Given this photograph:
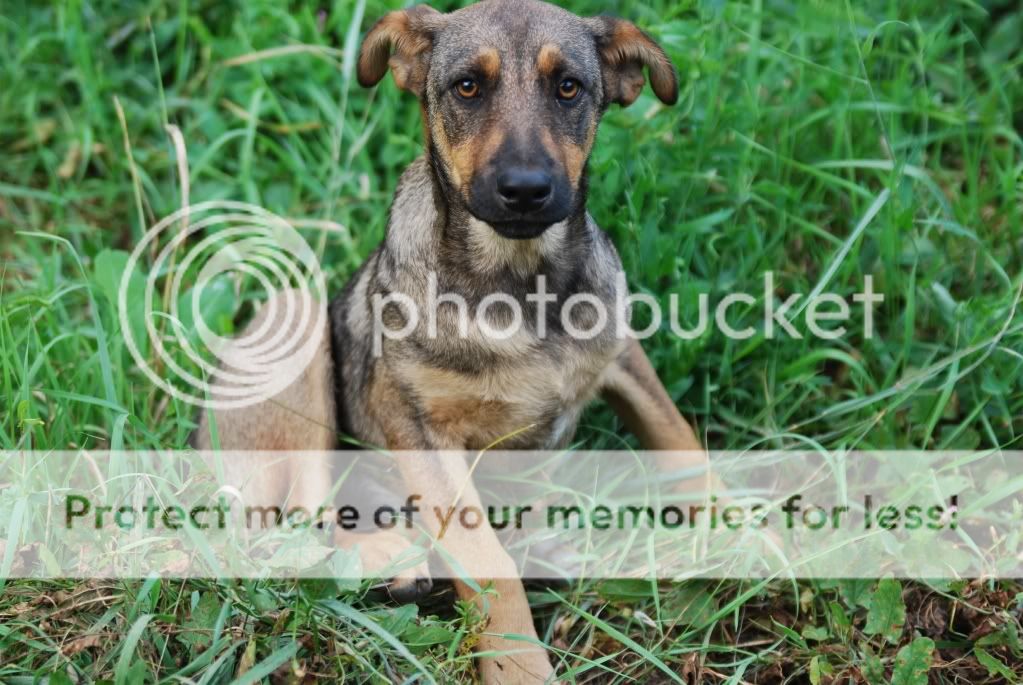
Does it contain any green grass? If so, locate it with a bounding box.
[2,0,1023,682]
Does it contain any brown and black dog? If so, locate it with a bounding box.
[195,1,705,682]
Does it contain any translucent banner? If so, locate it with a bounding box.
[0,450,1018,579]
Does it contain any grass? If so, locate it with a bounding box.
[2,0,1023,682]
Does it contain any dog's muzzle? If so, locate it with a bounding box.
[470,164,572,240]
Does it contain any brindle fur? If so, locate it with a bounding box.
[196,2,704,682]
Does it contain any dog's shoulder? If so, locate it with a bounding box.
[383,156,441,267]
[577,212,626,295]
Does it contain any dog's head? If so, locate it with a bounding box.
[358,0,678,240]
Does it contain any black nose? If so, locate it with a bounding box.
[496,168,553,213]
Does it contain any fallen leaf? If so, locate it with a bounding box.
[236,639,257,678]
[57,141,81,179]
[61,634,103,656]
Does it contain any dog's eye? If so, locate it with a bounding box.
[455,79,480,99]
[557,78,581,101]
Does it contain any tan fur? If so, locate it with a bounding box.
[430,115,470,191]
[536,43,562,77]
[538,128,560,162]
[396,336,611,451]
[564,142,586,185]
[194,290,430,595]
[426,397,511,444]
[573,119,599,184]
[377,430,553,682]
[357,6,442,94]
[539,128,590,187]
[419,102,432,149]
[601,338,714,493]
[477,47,501,81]
[601,338,703,453]
[450,125,506,193]
[588,17,679,106]
[194,289,335,460]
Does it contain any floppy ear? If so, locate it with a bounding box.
[587,17,679,107]
[357,5,444,96]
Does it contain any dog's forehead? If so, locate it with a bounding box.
[432,0,598,72]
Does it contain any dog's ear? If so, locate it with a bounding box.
[357,5,444,95]
[587,17,679,107]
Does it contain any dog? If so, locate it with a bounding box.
[195,1,706,682]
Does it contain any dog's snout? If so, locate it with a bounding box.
[469,154,571,237]
[496,168,553,213]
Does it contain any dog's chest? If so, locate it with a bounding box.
[399,337,623,449]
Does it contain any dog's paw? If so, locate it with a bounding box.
[335,528,432,602]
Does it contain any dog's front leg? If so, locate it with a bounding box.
[370,377,554,684]
[402,452,555,684]
[600,338,712,488]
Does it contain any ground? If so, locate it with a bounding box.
[1,0,1022,682]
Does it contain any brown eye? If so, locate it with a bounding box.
[455,79,480,99]
[557,78,581,101]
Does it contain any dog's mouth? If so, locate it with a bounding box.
[485,218,555,240]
